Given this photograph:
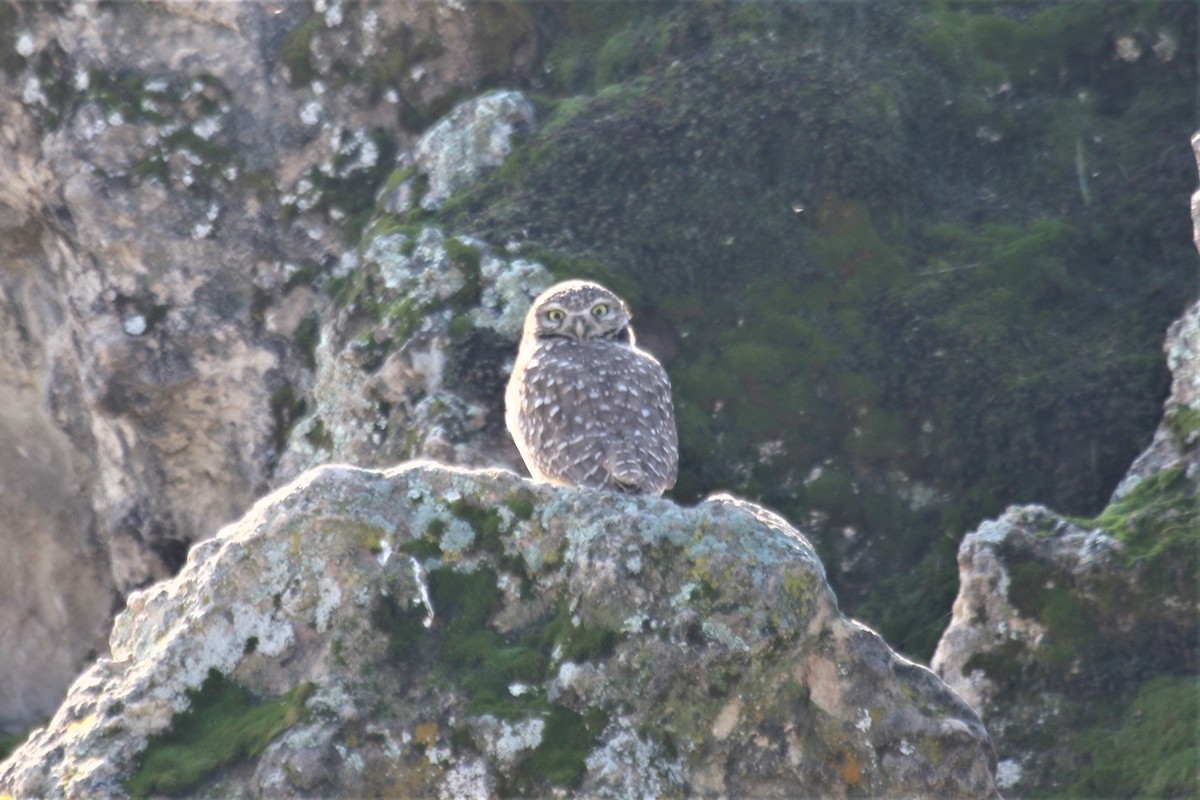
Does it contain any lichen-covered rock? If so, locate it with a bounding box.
[413,90,537,210]
[932,310,1200,798]
[1,463,996,799]
[274,225,552,483]
[1119,298,1200,490]
[0,0,545,734]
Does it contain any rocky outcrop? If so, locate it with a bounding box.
[932,288,1199,796]
[1,463,997,798]
[0,0,544,733]
[412,89,537,211]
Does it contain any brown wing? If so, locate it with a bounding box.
[516,339,677,494]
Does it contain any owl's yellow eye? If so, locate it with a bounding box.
[546,309,565,322]
[591,303,609,317]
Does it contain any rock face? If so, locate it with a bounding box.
[0,0,542,732]
[413,89,537,211]
[1,463,997,799]
[932,296,1200,796]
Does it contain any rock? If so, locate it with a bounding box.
[1,463,997,798]
[414,90,537,210]
[0,0,544,735]
[1118,299,1200,490]
[273,226,550,486]
[932,304,1200,797]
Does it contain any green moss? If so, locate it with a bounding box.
[269,386,307,454]
[444,237,484,308]
[688,575,721,605]
[449,499,506,552]
[504,490,537,521]
[541,601,619,663]
[345,523,386,553]
[125,670,313,799]
[512,706,607,789]
[304,418,333,451]
[1165,406,1200,447]
[540,95,591,135]
[540,1,677,94]
[381,295,426,344]
[428,567,548,717]
[400,531,442,561]
[1068,676,1199,798]
[1084,467,1197,566]
[0,728,29,762]
[963,638,1029,689]
[372,591,430,664]
[292,313,320,371]
[1007,560,1095,668]
[279,14,322,87]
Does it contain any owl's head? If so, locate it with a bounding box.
[525,280,634,345]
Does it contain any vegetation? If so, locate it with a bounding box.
[125,670,313,798]
[1068,675,1199,798]
[438,0,1196,662]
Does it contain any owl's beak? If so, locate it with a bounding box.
[570,316,588,341]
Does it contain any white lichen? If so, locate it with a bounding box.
[123,315,148,336]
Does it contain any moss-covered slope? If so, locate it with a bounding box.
[435,1,1197,659]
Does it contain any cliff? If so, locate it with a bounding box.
[0,3,1196,795]
[0,463,997,798]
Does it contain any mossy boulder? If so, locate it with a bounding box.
[0,462,997,798]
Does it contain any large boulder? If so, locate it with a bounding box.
[1,463,997,798]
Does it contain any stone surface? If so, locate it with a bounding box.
[1,463,997,798]
[0,0,541,733]
[1118,298,1200,490]
[413,89,537,210]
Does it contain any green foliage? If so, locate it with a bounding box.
[1069,676,1200,798]
[125,670,313,799]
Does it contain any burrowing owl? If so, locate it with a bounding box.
[505,280,678,495]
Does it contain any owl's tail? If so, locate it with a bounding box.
[606,451,649,494]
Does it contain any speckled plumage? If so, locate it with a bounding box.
[505,280,678,495]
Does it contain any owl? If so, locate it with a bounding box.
[505,280,678,495]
